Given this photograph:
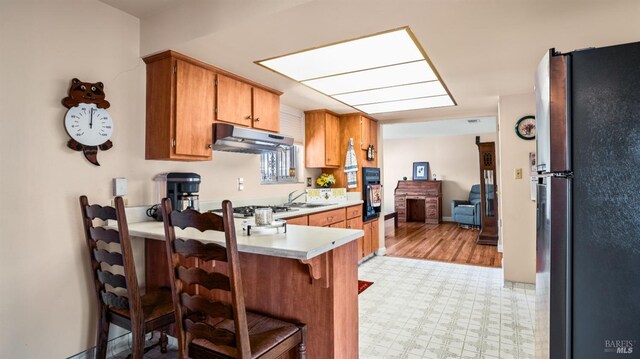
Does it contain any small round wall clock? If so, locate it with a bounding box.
[515,115,536,140]
[62,78,113,166]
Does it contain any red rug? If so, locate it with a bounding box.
[358,280,373,294]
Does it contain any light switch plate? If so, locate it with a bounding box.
[113,177,127,196]
[514,168,523,179]
[237,177,244,191]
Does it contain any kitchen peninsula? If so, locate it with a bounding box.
[115,201,364,359]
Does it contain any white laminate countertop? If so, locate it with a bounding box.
[113,200,365,260]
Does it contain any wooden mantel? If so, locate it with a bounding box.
[394,180,443,224]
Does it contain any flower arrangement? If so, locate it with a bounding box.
[316,173,336,188]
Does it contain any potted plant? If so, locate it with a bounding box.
[316,173,336,188]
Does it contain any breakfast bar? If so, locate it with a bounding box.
[117,212,363,359]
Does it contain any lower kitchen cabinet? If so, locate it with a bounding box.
[286,215,308,226]
[282,206,375,261]
[361,218,379,259]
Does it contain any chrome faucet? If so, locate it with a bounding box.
[287,190,306,205]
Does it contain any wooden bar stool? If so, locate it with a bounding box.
[161,198,307,359]
[80,196,175,359]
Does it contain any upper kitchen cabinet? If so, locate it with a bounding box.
[312,111,379,191]
[215,74,252,128]
[305,110,340,168]
[360,115,378,152]
[215,75,281,133]
[143,50,283,161]
[144,52,215,161]
[340,113,378,168]
[251,87,280,132]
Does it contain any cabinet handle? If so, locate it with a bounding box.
[207,144,213,149]
[245,115,252,120]
[254,117,260,122]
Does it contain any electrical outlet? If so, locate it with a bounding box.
[237,177,244,191]
[306,177,312,188]
[113,177,127,196]
[514,168,523,179]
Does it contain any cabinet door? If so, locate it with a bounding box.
[325,113,340,167]
[370,219,379,253]
[346,216,363,230]
[175,59,215,158]
[357,237,364,260]
[305,111,326,168]
[216,74,252,127]
[363,221,372,257]
[252,87,280,133]
[360,116,371,150]
[286,215,308,226]
[346,205,363,220]
[369,119,378,166]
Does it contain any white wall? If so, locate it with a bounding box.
[497,93,537,284]
[382,132,496,218]
[0,1,310,357]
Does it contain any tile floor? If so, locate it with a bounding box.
[358,256,535,359]
[90,255,535,359]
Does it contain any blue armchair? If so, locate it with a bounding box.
[452,184,481,227]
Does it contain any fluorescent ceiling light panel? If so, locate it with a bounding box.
[258,29,423,81]
[302,61,436,95]
[256,27,455,114]
[355,95,454,114]
[333,81,447,105]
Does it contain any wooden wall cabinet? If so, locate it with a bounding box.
[314,112,378,191]
[143,50,282,161]
[144,56,215,161]
[216,75,280,133]
[304,110,341,168]
[360,116,378,155]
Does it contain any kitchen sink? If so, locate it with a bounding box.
[288,202,333,208]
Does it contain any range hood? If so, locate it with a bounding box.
[212,123,294,154]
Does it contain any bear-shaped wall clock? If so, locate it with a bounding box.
[62,78,113,166]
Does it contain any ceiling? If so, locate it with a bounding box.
[100,0,640,123]
[383,117,496,139]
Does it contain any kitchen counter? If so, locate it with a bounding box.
[123,220,362,260]
[116,200,364,260]
[272,199,363,219]
[119,200,362,358]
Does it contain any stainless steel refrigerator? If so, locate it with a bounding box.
[535,42,640,359]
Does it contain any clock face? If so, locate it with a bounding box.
[515,115,536,140]
[64,103,113,146]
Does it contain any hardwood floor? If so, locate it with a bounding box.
[384,221,503,268]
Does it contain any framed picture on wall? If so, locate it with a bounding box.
[412,162,429,180]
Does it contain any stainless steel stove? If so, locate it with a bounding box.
[209,205,295,218]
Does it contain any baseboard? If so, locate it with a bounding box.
[442,216,453,222]
[497,243,503,253]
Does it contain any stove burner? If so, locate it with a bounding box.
[209,205,294,218]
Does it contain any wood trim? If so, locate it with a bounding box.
[143,50,282,95]
[299,252,331,288]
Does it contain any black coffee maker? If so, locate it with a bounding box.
[157,172,201,211]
